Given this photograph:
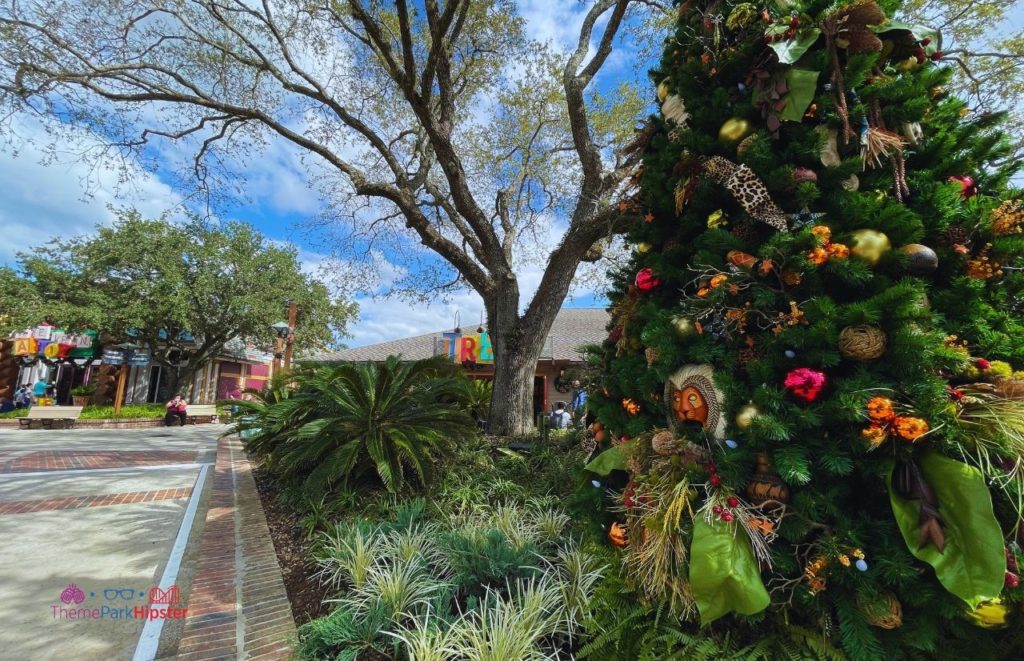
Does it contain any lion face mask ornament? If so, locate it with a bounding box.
[665,364,727,440]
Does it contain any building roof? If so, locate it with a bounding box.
[311,307,610,363]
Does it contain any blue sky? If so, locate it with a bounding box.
[1,2,1020,348]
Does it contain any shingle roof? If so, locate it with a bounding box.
[311,307,610,363]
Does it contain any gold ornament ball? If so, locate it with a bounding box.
[636,242,652,254]
[966,599,1010,630]
[735,403,761,429]
[671,316,697,339]
[901,243,938,275]
[850,229,891,265]
[719,117,752,144]
[657,79,670,103]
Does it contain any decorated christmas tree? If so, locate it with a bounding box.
[585,0,1024,656]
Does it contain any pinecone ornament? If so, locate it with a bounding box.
[939,224,970,247]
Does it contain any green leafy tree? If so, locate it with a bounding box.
[586,0,1024,657]
[236,356,475,493]
[0,0,659,435]
[2,210,355,396]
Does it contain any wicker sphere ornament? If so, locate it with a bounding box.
[850,229,891,265]
[901,243,938,275]
[860,592,904,630]
[838,325,887,361]
[746,452,790,508]
[671,315,698,339]
[651,430,679,455]
[734,402,761,429]
[718,117,752,143]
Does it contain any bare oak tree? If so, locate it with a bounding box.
[0,0,659,433]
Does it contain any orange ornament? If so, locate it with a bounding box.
[608,522,629,548]
[866,396,895,423]
[827,243,850,259]
[697,287,711,298]
[710,274,729,288]
[622,398,641,415]
[893,416,929,441]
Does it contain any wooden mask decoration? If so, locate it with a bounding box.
[665,364,727,439]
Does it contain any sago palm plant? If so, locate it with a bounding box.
[235,356,476,493]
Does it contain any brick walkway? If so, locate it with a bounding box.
[0,450,199,473]
[0,487,192,514]
[175,436,295,660]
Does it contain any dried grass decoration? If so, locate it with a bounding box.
[838,325,887,361]
[665,364,728,439]
[859,591,904,629]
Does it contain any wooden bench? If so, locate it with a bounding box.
[19,406,85,429]
[185,404,219,425]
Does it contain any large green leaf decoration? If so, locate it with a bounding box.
[887,452,1005,608]
[766,25,822,64]
[584,446,627,476]
[779,69,820,122]
[871,21,940,55]
[689,518,770,624]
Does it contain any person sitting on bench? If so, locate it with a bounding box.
[164,394,188,426]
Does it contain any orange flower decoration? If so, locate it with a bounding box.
[696,287,711,298]
[811,225,832,244]
[866,396,895,423]
[807,247,829,265]
[861,425,887,446]
[710,274,729,289]
[622,398,641,415]
[827,243,850,259]
[893,416,929,441]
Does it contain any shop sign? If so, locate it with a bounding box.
[102,349,125,365]
[441,331,494,364]
[126,350,151,367]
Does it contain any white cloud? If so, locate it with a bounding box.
[0,116,182,264]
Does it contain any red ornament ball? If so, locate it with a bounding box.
[976,358,991,370]
[635,267,662,292]
[726,496,739,508]
[784,368,827,403]
[720,511,735,522]
[709,474,722,487]
[1006,572,1020,589]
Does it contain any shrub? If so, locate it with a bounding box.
[70,385,95,396]
[441,527,541,597]
[235,356,476,493]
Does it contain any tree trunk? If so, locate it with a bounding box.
[485,285,557,436]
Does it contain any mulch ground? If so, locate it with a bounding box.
[252,466,331,625]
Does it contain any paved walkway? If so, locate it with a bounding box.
[0,427,295,660]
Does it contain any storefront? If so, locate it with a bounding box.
[0,325,100,404]
[310,308,610,418]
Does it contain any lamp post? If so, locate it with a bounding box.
[270,302,297,375]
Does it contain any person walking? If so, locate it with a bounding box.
[32,377,49,405]
[14,384,33,408]
[570,380,588,426]
[549,402,571,429]
[164,394,188,426]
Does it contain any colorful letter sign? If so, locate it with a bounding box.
[443,331,494,364]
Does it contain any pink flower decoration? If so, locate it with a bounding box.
[635,268,661,292]
[784,368,827,403]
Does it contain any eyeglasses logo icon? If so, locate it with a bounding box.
[103,588,136,601]
[60,583,85,605]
